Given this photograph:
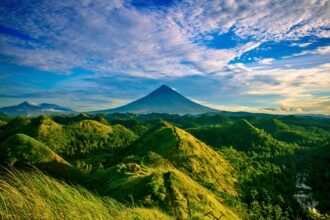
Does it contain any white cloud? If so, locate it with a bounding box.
[290,42,313,48]
[171,0,330,41]
[211,61,330,114]
[259,58,274,65]
[285,45,330,58]
[192,100,325,115]
[0,0,329,78]
[315,46,330,55]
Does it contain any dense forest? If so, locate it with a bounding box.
[0,112,329,219]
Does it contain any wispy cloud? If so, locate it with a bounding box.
[258,58,274,65]
[290,42,313,48]
[1,0,329,77]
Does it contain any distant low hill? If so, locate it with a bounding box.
[92,84,218,115]
[187,119,290,152]
[0,101,75,116]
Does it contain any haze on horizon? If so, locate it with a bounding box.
[0,0,329,114]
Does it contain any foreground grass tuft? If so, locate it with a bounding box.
[0,168,172,220]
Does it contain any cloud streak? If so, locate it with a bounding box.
[1,0,329,77]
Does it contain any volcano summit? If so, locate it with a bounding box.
[93,85,218,115]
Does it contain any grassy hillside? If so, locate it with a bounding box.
[0,116,137,160]
[65,120,137,157]
[92,164,239,220]
[87,121,240,219]
[129,121,237,196]
[0,134,87,182]
[0,116,67,151]
[0,169,172,220]
[0,133,68,166]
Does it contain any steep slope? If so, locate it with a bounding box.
[92,85,217,115]
[128,121,236,195]
[0,101,75,116]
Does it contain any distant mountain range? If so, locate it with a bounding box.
[1,86,328,117]
[0,101,75,116]
[92,84,218,115]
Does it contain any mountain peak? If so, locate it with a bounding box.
[92,85,218,115]
[19,101,35,106]
[151,84,177,95]
[159,84,172,90]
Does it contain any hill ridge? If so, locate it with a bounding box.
[129,121,237,195]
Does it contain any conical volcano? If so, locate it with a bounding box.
[93,85,218,114]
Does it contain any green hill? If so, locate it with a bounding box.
[26,115,66,151]
[129,121,236,196]
[0,116,31,140]
[88,121,240,219]
[0,133,89,182]
[53,112,90,125]
[0,115,67,151]
[93,114,110,125]
[254,118,329,146]
[4,116,31,129]
[65,120,137,157]
[188,119,289,153]
[0,133,68,166]
[254,118,289,134]
[0,116,138,159]
[71,120,113,135]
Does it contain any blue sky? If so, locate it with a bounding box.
[0,0,329,114]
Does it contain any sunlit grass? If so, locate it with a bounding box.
[0,168,172,220]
